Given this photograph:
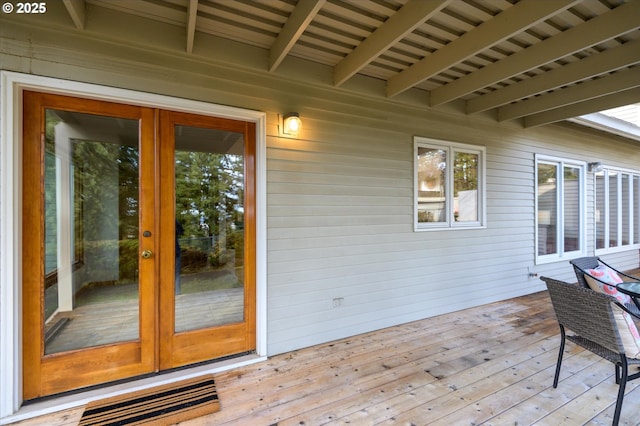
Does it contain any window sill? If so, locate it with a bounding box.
[414,225,487,232]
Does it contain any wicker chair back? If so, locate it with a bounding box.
[541,276,640,425]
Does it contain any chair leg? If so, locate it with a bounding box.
[612,357,629,426]
[553,326,566,388]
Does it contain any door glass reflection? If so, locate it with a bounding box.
[43,109,140,355]
[174,125,245,333]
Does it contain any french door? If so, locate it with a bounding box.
[22,91,256,399]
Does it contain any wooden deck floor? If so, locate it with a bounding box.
[11,287,640,425]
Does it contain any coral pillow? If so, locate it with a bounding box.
[584,265,632,305]
[612,303,640,359]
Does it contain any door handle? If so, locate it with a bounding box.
[141,250,153,259]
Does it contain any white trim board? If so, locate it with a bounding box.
[0,71,268,420]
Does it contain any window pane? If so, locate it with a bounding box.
[622,174,630,246]
[417,148,446,224]
[635,176,640,245]
[174,125,245,333]
[453,151,478,222]
[595,171,605,249]
[609,171,619,248]
[563,166,580,252]
[43,109,140,355]
[538,163,557,255]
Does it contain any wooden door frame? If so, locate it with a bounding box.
[157,109,257,369]
[0,71,267,419]
[22,91,159,399]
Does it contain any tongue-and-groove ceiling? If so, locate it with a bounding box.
[26,0,640,127]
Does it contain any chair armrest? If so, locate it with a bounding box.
[599,258,640,282]
[615,301,640,322]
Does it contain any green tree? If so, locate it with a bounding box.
[175,151,244,255]
[453,152,478,195]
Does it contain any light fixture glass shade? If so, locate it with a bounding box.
[283,112,301,135]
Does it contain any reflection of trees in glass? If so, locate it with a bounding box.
[44,108,141,284]
[539,164,578,184]
[418,149,480,223]
[418,150,479,194]
[537,163,558,256]
[453,152,479,222]
[72,141,140,281]
[44,114,61,275]
[72,142,139,240]
[417,148,445,223]
[175,151,244,270]
[564,167,579,181]
[453,152,478,195]
[417,149,445,193]
[538,163,557,184]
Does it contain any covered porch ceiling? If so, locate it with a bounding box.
[47,0,640,127]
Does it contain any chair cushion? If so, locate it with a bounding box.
[585,265,632,305]
[612,303,640,359]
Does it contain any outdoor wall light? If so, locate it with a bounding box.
[588,161,603,172]
[282,112,301,136]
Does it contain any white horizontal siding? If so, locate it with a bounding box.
[266,115,639,353]
[1,15,639,359]
[269,118,517,352]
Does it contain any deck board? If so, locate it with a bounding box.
[10,279,640,425]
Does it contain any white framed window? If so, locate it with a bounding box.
[414,137,485,231]
[535,155,586,263]
[595,166,640,253]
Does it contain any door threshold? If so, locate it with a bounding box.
[1,353,266,425]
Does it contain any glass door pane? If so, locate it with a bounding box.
[174,125,245,333]
[43,109,140,354]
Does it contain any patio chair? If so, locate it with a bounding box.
[570,256,640,288]
[570,256,640,316]
[541,276,640,425]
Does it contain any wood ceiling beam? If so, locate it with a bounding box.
[499,67,640,122]
[62,0,86,30]
[386,0,578,98]
[523,87,640,128]
[467,38,640,114]
[430,1,640,107]
[334,0,451,87]
[269,0,325,72]
[186,0,198,54]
